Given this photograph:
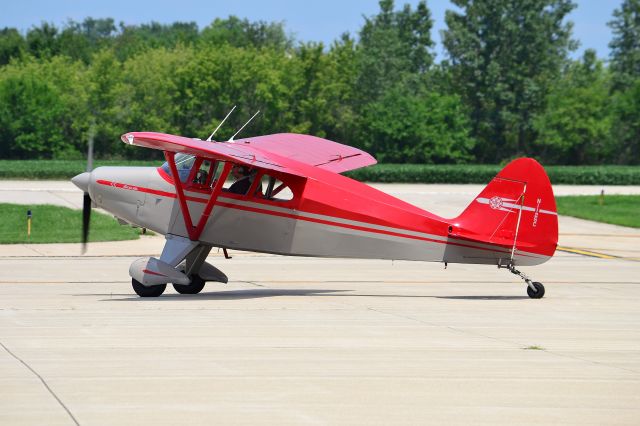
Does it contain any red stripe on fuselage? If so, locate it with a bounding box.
[213,200,531,257]
[95,179,537,258]
[96,179,208,203]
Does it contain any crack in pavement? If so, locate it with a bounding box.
[0,341,80,426]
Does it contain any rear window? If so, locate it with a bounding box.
[256,174,294,201]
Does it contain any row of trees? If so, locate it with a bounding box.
[0,0,638,164]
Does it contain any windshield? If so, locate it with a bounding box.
[161,154,196,183]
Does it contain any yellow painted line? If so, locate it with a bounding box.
[557,246,618,259]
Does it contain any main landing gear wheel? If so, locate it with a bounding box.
[173,275,206,295]
[527,282,545,299]
[132,279,166,297]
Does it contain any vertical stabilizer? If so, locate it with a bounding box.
[452,158,558,264]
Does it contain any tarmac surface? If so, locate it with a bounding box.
[1,181,639,425]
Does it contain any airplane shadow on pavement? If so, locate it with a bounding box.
[91,288,529,301]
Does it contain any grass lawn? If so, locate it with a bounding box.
[0,203,141,244]
[555,195,640,228]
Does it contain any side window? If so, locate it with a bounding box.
[221,164,259,196]
[192,159,214,186]
[256,174,294,202]
[212,161,227,185]
[175,154,196,183]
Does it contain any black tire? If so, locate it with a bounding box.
[132,279,166,297]
[527,282,545,299]
[173,275,206,295]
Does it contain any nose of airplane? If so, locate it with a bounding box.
[72,172,91,192]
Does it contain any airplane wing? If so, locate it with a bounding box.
[122,132,292,173]
[232,133,377,173]
[122,132,376,175]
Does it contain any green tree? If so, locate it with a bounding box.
[360,84,474,163]
[200,16,292,50]
[26,22,60,58]
[57,18,117,63]
[608,0,640,164]
[115,47,186,146]
[113,21,198,60]
[165,44,296,140]
[534,50,613,164]
[356,0,433,103]
[85,49,125,157]
[0,57,88,159]
[611,79,640,164]
[0,28,26,66]
[289,41,364,141]
[443,0,577,162]
[323,34,359,145]
[608,0,640,90]
[354,0,454,161]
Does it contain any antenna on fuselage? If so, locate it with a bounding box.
[206,105,236,142]
[229,110,260,142]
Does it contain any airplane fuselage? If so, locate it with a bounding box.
[87,165,549,267]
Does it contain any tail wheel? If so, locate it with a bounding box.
[527,282,545,299]
[173,275,206,295]
[132,279,166,297]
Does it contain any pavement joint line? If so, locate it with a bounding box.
[364,308,640,375]
[50,190,77,207]
[16,244,48,256]
[364,306,529,348]
[539,349,640,375]
[238,280,266,287]
[0,340,80,426]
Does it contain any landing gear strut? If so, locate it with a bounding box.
[500,264,545,299]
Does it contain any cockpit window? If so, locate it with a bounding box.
[222,164,258,195]
[161,154,196,183]
[256,174,294,201]
[193,159,214,186]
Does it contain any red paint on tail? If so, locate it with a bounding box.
[453,158,558,259]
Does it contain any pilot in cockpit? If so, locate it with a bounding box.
[227,165,253,195]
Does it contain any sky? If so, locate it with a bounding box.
[1,0,622,61]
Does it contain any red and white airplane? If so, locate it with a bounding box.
[72,129,557,298]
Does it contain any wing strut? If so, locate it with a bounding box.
[164,152,232,241]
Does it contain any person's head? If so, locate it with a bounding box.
[231,165,250,178]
